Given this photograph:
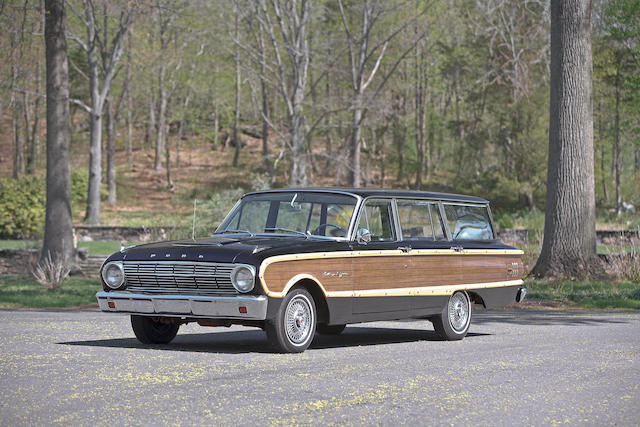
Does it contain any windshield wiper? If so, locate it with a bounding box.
[263,227,309,238]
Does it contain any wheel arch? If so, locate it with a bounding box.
[288,278,330,325]
[467,290,486,308]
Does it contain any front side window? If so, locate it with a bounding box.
[217,192,357,238]
[397,199,446,240]
[357,199,396,241]
[443,203,494,240]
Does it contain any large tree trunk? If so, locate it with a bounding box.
[42,0,75,265]
[532,0,598,278]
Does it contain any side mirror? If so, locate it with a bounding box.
[356,228,372,244]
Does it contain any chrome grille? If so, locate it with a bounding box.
[123,261,237,296]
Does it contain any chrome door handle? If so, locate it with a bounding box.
[398,246,412,253]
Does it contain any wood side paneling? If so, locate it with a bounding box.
[261,251,523,295]
[262,257,352,294]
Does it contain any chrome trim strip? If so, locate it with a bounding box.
[96,291,268,320]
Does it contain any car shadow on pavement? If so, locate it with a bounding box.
[58,326,490,354]
[472,309,634,326]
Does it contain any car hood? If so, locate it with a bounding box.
[118,235,349,265]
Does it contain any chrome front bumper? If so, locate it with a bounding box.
[96,291,268,320]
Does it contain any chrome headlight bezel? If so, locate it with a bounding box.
[231,265,256,293]
[101,261,125,289]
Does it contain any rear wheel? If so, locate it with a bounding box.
[432,291,471,341]
[266,288,316,353]
[316,324,346,335]
[131,315,180,344]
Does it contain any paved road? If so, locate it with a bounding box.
[0,308,638,426]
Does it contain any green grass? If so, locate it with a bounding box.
[0,240,133,257]
[77,240,130,256]
[524,279,640,309]
[0,239,39,250]
[0,275,101,308]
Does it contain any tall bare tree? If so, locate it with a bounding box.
[68,0,137,224]
[338,0,427,187]
[41,0,74,265]
[532,0,598,278]
[252,0,313,186]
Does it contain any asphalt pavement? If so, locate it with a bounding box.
[0,308,638,426]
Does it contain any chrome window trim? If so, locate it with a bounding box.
[350,197,400,242]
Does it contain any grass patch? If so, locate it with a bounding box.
[0,239,39,250]
[0,275,100,308]
[77,240,131,256]
[524,279,640,309]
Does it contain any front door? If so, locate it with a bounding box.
[351,199,411,314]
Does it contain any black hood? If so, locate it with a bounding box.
[117,235,353,265]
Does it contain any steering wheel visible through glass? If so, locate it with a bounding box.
[312,223,346,237]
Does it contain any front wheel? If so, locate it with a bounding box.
[131,315,180,344]
[266,288,316,353]
[432,291,471,341]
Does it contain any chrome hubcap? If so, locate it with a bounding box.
[448,292,469,332]
[285,295,313,345]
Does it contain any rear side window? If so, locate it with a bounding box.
[443,204,494,240]
[397,200,446,240]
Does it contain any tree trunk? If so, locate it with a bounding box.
[532,0,598,278]
[232,9,241,168]
[154,64,167,171]
[42,0,75,265]
[106,94,116,204]
[289,95,308,186]
[145,95,156,151]
[261,78,274,183]
[613,66,621,215]
[126,30,133,168]
[165,123,173,189]
[393,91,406,182]
[349,93,363,188]
[12,101,25,178]
[84,28,102,225]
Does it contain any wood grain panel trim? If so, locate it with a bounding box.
[259,249,523,298]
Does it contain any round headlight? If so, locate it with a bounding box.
[101,261,124,289]
[231,265,255,293]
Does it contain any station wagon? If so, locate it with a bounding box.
[97,188,526,352]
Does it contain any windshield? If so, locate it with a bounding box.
[215,192,359,239]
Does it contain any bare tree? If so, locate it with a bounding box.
[41,0,75,266]
[68,0,137,224]
[532,0,598,278]
[251,0,314,186]
[337,0,427,187]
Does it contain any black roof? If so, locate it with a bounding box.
[244,188,489,204]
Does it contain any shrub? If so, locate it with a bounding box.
[498,213,514,229]
[0,176,46,238]
[0,171,91,239]
[32,253,71,290]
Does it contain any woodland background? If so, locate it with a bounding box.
[1,0,639,238]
